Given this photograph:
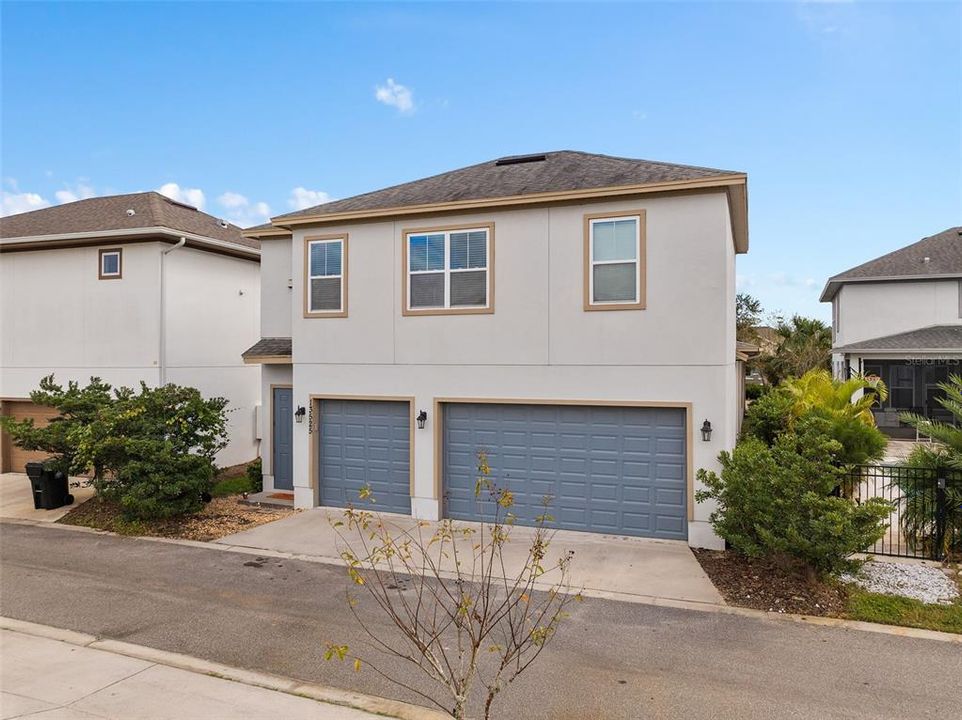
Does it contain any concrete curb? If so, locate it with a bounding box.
[5,517,961,644]
[0,616,448,720]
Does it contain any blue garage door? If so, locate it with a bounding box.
[443,403,687,539]
[318,399,411,515]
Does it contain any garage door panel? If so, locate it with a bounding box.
[318,400,410,515]
[443,403,687,540]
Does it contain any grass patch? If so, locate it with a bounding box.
[844,575,962,634]
[211,475,254,497]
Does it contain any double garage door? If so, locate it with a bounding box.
[442,403,688,540]
[315,399,687,540]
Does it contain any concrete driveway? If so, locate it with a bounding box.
[0,472,94,523]
[215,507,724,606]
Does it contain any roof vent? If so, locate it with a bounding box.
[126,208,136,217]
[218,219,229,228]
[495,153,547,166]
[922,256,930,264]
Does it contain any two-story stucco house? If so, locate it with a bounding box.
[821,227,962,436]
[0,192,261,470]
[243,151,749,548]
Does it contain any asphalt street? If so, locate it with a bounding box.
[1,522,958,719]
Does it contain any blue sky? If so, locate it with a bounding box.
[2,1,959,321]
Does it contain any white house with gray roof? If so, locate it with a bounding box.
[821,226,962,436]
[0,192,261,470]
[243,151,749,549]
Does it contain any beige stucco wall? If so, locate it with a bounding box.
[0,241,262,468]
[0,242,163,395]
[835,279,962,347]
[259,238,292,338]
[273,191,737,548]
[164,247,261,467]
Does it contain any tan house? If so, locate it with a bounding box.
[243,151,749,548]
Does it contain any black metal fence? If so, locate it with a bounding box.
[842,464,962,561]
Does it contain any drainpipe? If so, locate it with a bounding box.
[159,237,187,385]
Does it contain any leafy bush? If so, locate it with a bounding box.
[0,375,113,475]
[697,415,891,576]
[741,386,794,445]
[741,370,888,466]
[897,444,962,559]
[74,383,228,520]
[246,458,263,494]
[745,383,769,401]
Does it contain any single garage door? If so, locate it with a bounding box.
[318,399,411,515]
[442,403,687,539]
[0,401,57,474]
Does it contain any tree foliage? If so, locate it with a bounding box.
[759,315,832,385]
[327,452,578,719]
[0,375,113,475]
[735,292,764,344]
[901,373,962,468]
[697,415,891,576]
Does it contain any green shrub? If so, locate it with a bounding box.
[897,444,962,559]
[697,415,891,576]
[246,458,263,494]
[0,375,113,475]
[741,386,794,445]
[75,382,228,520]
[807,408,888,466]
[745,383,769,401]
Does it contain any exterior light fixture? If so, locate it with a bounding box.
[295,406,306,423]
[701,420,713,442]
[416,410,428,429]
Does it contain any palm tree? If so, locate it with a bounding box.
[784,369,888,426]
[760,315,832,385]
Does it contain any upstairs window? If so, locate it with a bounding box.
[99,248,122,279]
[585,212,645,311]
[404,225,493,315]
[306,236,347,316]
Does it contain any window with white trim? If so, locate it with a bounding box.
[99,249,122,279]
[307,238,344,313]
[588,215,641,305]
[406,227,490,310]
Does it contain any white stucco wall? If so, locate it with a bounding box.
[274,191,737,548]
[164,246,261,467]
[0,241,262,469]
[0,243,163,395]
[259,238,292,338]
[835,280,962,347]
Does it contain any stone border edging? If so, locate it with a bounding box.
[0,616,449,720]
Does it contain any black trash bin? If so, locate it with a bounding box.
[24,462,74,510]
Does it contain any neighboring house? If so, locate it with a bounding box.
[821,227,962,436]
[0,192,261,470]
[243,151,749,548]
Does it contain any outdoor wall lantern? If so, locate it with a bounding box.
[416,410,428,429]
[701,419,713,442]
[295,406,306,424]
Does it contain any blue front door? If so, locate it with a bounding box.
[272,387,294,491]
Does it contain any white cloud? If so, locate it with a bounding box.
[288,187,333,211]
[1,190,50,217]
[375,78,414,114]
[216,191,271,227]
[158,182,206,210]
[54,181,96,204]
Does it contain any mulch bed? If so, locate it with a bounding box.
[58,495,296,542]
[693,549,849,616]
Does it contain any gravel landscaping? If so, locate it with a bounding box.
[841,561,960,605]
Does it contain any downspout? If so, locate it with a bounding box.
[159,237,187,385]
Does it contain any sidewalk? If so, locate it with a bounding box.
[0,620,443,720]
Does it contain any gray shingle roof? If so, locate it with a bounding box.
[242,337,292,359]
[273,151,742,222]
[0,192,258,250]
[820,227,962,301]
[835,325,962,352]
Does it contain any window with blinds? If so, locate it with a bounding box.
[307,237,345,314]
[587,214,643,308]
[406,227,491,313]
